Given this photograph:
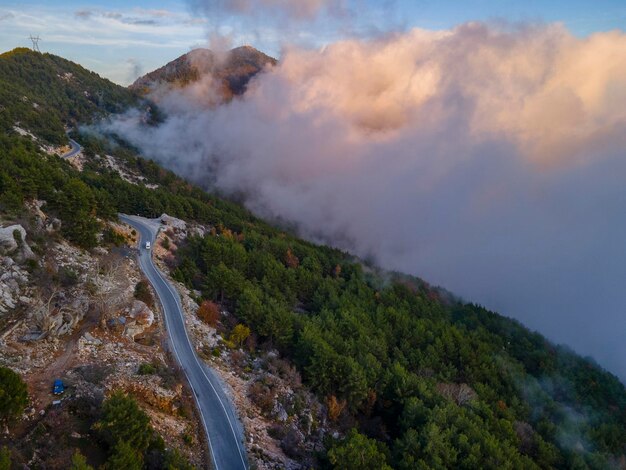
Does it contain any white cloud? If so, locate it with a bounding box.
[105,22,626,380]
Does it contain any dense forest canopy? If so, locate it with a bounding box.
[1,48,625,469]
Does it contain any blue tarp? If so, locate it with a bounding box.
[53,379,64,394]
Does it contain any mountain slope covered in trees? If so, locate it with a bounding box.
[0,48,138,144]
[0,48,625,469]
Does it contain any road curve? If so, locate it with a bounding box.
[62,136,82,158]
[119,214,248,470]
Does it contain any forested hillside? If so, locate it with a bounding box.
[171,217,626,469]
[0,48,138,144]
[1,48,625,469]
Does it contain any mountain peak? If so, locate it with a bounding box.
[130,45,277,97]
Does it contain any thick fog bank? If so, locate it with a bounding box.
[105,23,626,380]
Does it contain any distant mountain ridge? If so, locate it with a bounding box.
[130,46,277,98]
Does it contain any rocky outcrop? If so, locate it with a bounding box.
[29,295,89,338]
[0,256,31,315]
[124,380,182,414]
[124,300,155,339]
[0,224,34,260]
[160,213,208,242]
[0,225,25,252]
[160,214,187,231]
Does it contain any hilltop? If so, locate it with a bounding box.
[130,45,276,99]
[0,48,625,469]
[0,48,139,144]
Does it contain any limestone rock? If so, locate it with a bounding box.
[0,225,26,252]
[125,300,155,339]
[160,213,187,231]
[129,300,154,326]
[0,256,30,315]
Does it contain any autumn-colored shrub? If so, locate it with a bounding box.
[230,324,251,348]
[285,248,299,268]
[326,395,346,422]
[196,300,220,326]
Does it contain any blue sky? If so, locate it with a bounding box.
[0,0,624,84]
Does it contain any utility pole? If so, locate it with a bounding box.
[29,35,41,52]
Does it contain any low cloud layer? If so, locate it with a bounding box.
[105,23,626,380]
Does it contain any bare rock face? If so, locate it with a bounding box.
[0,224,34,260]
[125,300,155,339]
[160,214,187,231]
[160,213,209,244]
[130,300,155,326]
[0,256,31,315]
[0,225,25,252]
[24,200,48,230]
[30,295,89,338]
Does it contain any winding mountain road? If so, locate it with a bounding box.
[61,136,82,158]
[119,214,248,470]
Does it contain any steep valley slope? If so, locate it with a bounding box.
[0,47,625,470]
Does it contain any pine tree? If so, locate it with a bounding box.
[95,392,152,453]
[0,367,28,422]
[105,441,142,470]
[328,429,392,470]
[69,450,93,470]
[0,446,11,470]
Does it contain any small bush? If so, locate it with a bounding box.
[70,450,94,470]
[0,446,12,470]
[137,363,156,375]
[248,378,277,415]
[181,432,194,446]
[196,300,220,327]
[268,423,287,440]
[58,266,79,287]
[134,280,154,309]
[25,258,38,272]
[12,229,23,247]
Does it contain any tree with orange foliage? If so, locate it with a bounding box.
[333,264,342,278]
[285,248,299,269]
[326,395,346,422]
[197,300,220,326]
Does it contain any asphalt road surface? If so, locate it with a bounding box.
[61,137,82,158]
[119,214,248,470]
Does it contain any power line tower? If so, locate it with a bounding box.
[29,35,41,52]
